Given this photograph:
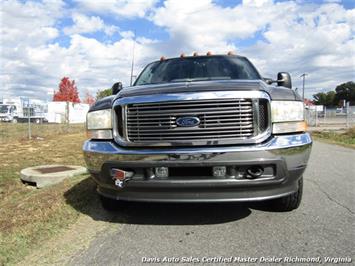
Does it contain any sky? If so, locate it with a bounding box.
[0,0,354,102]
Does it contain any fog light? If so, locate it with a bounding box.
[155,167,169,178]
[213,166,226,177]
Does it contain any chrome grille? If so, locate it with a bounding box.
[125,99,255,142]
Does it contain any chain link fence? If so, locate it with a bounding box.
[305,106,355,129]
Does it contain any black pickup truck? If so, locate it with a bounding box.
[83,54,312,211]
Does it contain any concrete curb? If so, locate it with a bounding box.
[20,165,88,188]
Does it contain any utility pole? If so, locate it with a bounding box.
[130,31,136,86]
[300,73,308,101]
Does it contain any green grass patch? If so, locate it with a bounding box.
[0,123,85,143]
[0,128,96,265]
[311,127,355,148]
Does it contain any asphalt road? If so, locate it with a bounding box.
[69,141,354,265]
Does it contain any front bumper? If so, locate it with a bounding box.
[0,116,11,122]
[83,133,312,202]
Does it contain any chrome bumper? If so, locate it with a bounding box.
[83,133,312,173]
[83,133,312,202]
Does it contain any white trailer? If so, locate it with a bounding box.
[46,102,89,124]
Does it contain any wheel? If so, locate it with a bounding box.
[99,195,123,211]
[12,118,18,123]
[35,118,40,124]
[269,177,303,211]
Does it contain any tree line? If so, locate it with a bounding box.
[313,81,355,107]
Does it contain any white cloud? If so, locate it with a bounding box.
[74,0,158,18]
[0,0,354,102]
[242,2,355,96]
[63,13,118,36]
[149,0,355,98]
[150,0,291,53]
[1,0,64,48]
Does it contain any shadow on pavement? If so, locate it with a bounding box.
[64,177,273,226]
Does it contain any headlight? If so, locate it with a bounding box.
[271,101,306,134]
[87,109,112,139]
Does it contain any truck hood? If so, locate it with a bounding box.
[116,80,301,101]
[89,80,301,112]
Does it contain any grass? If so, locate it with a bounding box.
[311,127,355,149]
[0,124,97,265]
[0,123,85,143]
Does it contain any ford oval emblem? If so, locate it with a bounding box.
[176,116,200,127]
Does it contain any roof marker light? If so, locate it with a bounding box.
[160,56,166,61]
[193,52,198,56]
[227,51,235,55]
[180,53,185,58]
[206,51,212,56]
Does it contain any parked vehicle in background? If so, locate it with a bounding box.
[83,53,312,212]
[0,99,47,123]
[336,107,346,115]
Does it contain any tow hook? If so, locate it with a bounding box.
[111,168,134,188]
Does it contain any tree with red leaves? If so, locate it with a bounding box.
[82,90,95,106]
[53,77,81,103]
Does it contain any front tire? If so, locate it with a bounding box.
[270,177,303,211]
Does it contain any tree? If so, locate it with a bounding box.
[313,91,335,106]
[325,91,336,106]
[53,77,80,103]
[96,88,112,100]
[334,81,355,105]
[82,90,95,106]
[313,92,327,105]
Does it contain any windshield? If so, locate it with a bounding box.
[134,56,261,86]
[0,105,10,114]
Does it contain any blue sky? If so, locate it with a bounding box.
[1,0,354,101]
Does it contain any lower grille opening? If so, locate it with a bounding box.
[169,167,212,178]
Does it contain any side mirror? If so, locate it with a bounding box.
[112,82,123,95]
[277,72,292,89]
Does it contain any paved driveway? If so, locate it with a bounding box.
[69,141,354,265]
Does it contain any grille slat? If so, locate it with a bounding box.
[127,109,253,117]
[128,104,251,114]
[128,127,254,134]
[129,98,250,107]
[127,134,253,140]
[128,102,252,110]
[123,98,261,143]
